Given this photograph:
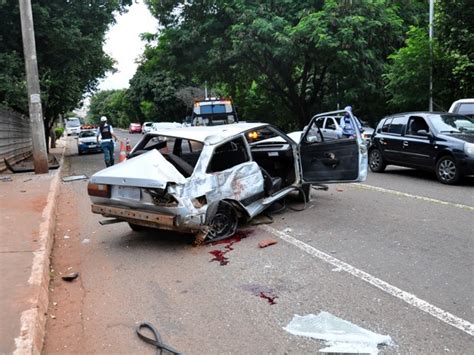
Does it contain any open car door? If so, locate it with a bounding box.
[298,110,368,183]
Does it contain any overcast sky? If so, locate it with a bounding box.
[98,1,157,91]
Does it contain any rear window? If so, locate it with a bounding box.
[200,104,226,114]
[457,103,474,117]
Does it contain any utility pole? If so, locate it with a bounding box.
[19,0,49,173]
[429,0,434,112]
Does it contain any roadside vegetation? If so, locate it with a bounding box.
[1,0,472,136]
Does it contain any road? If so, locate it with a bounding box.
[44,131,473,353]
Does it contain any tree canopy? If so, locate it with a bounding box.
[0,0,132,134]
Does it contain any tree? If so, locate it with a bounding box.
[0,0,132,145]
[145,0,424,128]
[385,0,473,112]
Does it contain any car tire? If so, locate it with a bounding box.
[436,156,460,185]
[207,201,238,242]
[369,148,386,172]
[128,223,147,232]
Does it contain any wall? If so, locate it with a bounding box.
[0,107,32,172]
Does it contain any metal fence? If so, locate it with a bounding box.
[0,107,32,172]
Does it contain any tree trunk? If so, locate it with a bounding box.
[50,128,56,148]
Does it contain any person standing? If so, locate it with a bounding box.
[96,116,119,167]
[339,105,362,138]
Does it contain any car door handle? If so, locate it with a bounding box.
[379,138,386,145]
[403,141,409,147]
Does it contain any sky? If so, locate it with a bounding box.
[98,1,157,91]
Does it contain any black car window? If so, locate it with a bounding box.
[207,136,249,173]
[387,116,406,135]
[381,118,392,133]
[315,117,324,129]
[407,116,430,136]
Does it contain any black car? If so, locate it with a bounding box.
[368,112,474,184]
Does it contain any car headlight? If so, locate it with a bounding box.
[464,142,474,156]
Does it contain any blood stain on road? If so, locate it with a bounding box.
[209,230,253,265]
[241,284,278,305]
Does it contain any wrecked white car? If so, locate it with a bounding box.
[88,110,368,243]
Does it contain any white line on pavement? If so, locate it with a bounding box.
[262,224,474,336]
[354,183,474,211]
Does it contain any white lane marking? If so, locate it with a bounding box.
[262,225,474,336]
[354,183,474,211]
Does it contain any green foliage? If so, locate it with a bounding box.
[0,0,132,133]
[54,127,64,140]
[145,0,425,127]
[385,0,473,112]
[88,89,133,128]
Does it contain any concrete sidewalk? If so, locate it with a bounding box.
[0,142,65,354]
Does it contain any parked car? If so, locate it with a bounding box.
[313,115,373,144]
[88,110,368,243]
[368,112,474,184]
[142,122,154,134]
[129,123,142,134]
[77,129,101,155]
[449,98,474,118]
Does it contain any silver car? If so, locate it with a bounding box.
[88,110,368,243]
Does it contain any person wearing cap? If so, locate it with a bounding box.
[339,105,362,138]
[96,116,119,167]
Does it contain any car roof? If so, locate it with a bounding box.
[150,122,269,144]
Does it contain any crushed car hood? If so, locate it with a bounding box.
[90,150,186,188]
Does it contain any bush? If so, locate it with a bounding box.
[54,127,64,139]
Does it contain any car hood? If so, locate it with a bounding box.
[90,150,186,188]
[441,132,474,143]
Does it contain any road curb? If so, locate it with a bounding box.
[13,142,66,355]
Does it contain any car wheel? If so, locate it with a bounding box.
[128,223,147,232]
[369,148,386,172]
[436,156,460,185]
[206,201,238,242]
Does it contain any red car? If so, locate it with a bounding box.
[128,123,142,134]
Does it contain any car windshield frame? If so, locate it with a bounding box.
[428,114,474,133]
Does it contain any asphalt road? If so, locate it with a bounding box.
[44,132,473,353]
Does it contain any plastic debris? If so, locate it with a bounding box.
[62,175,88,182]
[258,239,278,248]
[81,238,90,244]
[1,176,13,182]
[61,272,79,282]
[63,235,70,239]
[284,312,393,354]
[283,227,293,233]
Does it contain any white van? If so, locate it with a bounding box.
[65,117,81,136]
[449,98,474,118]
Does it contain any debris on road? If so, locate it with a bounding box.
[62,174,88,182]
[258,239,278,248]
[81,238,90,244]
[63,235,70,239]
[61,272,79,282]
[336,188,344,192]
[136,322,181,355]
[1,176,13,182]
[284,312,393,354]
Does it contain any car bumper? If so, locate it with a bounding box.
[91,204,200,233]
[78,143,102,153]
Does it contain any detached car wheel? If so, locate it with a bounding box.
[369,149,386,172]
[436,156,460,185]
[207,202,238,242]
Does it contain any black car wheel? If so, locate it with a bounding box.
[369,148,386,172]
[436,156,460,185]
[206,202,238,242]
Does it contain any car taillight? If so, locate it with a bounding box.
[87,183,110,198]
